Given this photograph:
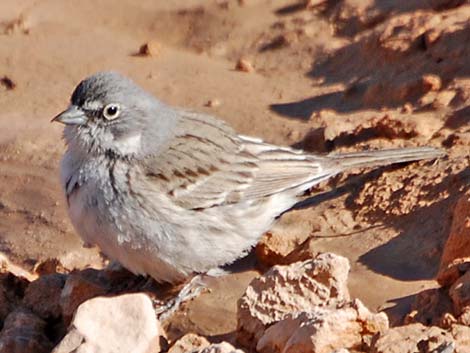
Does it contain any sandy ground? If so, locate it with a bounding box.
[0,0,469,343]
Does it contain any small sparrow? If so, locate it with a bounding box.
[53,72,444,284]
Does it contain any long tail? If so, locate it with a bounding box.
[327,146,445,172]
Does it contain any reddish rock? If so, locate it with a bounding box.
[0,272,29,324]
[60,269,109,323]
[0,309,53,353]
[422,74,442,92]
[255,231,314,267]
[139,41,162,57]
[204,99,221,108]
[450,270,470,315]
[407,287,454,327]
[23,273,66,320]
[33,258,66,276]
[438,192,470,286]
[235,58,254,73]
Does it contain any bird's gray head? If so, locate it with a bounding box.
[53,72,177,158]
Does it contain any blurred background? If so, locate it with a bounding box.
[0,0,469,343]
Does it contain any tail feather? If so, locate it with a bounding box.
[327,146,445,172]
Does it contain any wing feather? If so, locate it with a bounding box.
[142,111,327,209]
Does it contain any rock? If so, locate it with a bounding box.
[437,192,470,286]
[237,253,350,348]
[168,333,210,353]
[23,273,66,320]
[204,99,221,108]
[377,13,442,53]
[450,324,470,352]
[422,74,442,92]
[406,288,454,327]
[450,270,470,315]
[441,312,458,328]
[304,0,328,8]
[0,253,36,281]
[33,258,66,276]
[433,90,457,108]
[1,15,30,35]
[401,102,413,114]
[0,308,53,353]
[255,231,292,267]
[0,76,17,91]
[370,323,454,353]
[0,272,29,324]
[139,41,162,57]
[283,237,319,264]
[316,111,442,144]
[235,58,254,73]
[199,342,245,353]
[168,335,244,353]
[354,299,389,334]
[255,231,314,267]
[53,293,164,353]
[457,306,470,326]
[257,299,388,353]
[60,269,109,323]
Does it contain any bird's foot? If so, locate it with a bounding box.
[154,274,209,320]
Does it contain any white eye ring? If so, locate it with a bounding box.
[103,103,121,120]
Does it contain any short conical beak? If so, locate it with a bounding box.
[51,105,88,125]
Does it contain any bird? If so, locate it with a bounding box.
[52,71,444,285]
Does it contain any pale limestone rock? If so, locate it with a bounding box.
[370,323,454,353]
[53,293,163,353]
[237,253,350,347]
[451,324,470,353]
[0,253,36,281]
[257,299,388,353]
[168,333,210,353]
[199,342,245,353]
[257,309,359,353]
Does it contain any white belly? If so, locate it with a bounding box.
[61,152,297,284]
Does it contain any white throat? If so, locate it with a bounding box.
[114,134,142,155]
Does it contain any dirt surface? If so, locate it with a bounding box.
[0,0,469,348]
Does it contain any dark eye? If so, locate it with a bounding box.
[103,103,120,120]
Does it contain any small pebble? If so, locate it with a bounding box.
[401,103,413,114]
[0,76,16,90]
[138,41,162,57]
[422,74,442,92]
[235,58,254,73]
[205,99,221,108]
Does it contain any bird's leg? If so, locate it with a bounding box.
[154,274,209,320]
